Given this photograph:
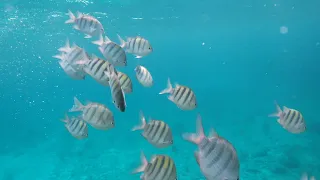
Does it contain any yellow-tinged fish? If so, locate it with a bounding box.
[159,78,197,110]
[60,114,88,140]
[132,151,177,180]
[269,101,306,134]
[117,35,153,58]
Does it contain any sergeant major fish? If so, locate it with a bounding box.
[269,101,306,134]
[60,114,88,140]
[117,34,153,58]
[92,34,127,66]
[182,114,240,180]
[104,67,126,112]
[159,78,197,110]
[132,151,177,180]
[117,71,133,93]
[76,54,112,86]
[132,111,173,148]
[135,65,153,87]
[58,58,86,80]
[69,97,115,130]
[65,10,104,39]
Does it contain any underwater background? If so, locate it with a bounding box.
[0,0,320,179]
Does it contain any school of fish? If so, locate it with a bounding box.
[53,10,313,180]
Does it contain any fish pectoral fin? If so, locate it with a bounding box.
[89,27,96,33]
[135,55,143,59]
[84,34,92,38]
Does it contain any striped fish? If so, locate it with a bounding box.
[269,101,306,134]
[182,114,240,180]
[301,173,316,180]
[117,71,133,93]
[69,97,115,130]
[92,34,127,66]
[132,111,173,148]
[132,152,177,180]
[104,67,126,112]
[61,114,88,140]
[159,78,197,110]
[58,59,86,80]
[76,54,112,86]
[135,65,153,87]
[117,34,153,58]
[65,10,104,39]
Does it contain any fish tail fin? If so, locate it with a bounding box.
[159,78,173,94]
[132,151,148,174]
[52,53,66,60]
[268,100,283,118]
[60,113,70,123]
[182,113,205,145]
[69,97,84,112]
[65,10,76,24]
[92,34,104,46]
[117,34,126,48]
[131,110,147,131]
[58,38,72,53]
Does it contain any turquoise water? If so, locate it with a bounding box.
[1,0,320,179]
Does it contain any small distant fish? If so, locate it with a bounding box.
[301,173,316,180]
[92,34,127,66]
[65,10,104,39]
[117,71,133,93]
[159,78,197,110]
[134,65,153,87]
[69,97,115,130]
[182,114,240,180]
[132,111,173,148]
[76,54,112,86]
[60,114,88,139]
[132,151,177,180]
[117,34,153,58]
[269,101,306,134]
[104,68,126,112]
[58,56,86,80]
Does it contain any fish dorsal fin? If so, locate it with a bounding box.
[283,106,290,112]
[76,11,83,18]
[91,54,99,61]
[208,128,219,139]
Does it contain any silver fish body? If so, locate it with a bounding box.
[117,71,133,93]
[105,68,126,112]
[65,10,104,38]
[69,97,115,130]
[183,114,240,180]
[133,152,177,180]
[92,35,127,66]
[117,35,153,58]
[269,102,306,134]
[58,60,86,80]
[61,115,88,139]
[159,78,197,110]
[132,111,173,148]
[81,54,112,86]
[135,65,153,87]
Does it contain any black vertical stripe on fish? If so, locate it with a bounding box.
[145,124,154,137]
[150,157,163,179]
[207,144,225,168]
[78,121,86,133]
[156,157,168,180]
[146,122,156,137]
[216,149,233,177]
[118,73,124,80]
[136,66,141,74]
[89,20,94,29]
[293,112,301,126]
[177,87,186,102]
[88,59,94,67]
[150,122,160,140]
[69,118,77,128]
[84,19,88,30]
[93,61,104,76]
[90,59,100,71]
[71,119,80,132]
[157,122,167,143]
[289,111,296,125]
[284,109,291,120]
[99,62,109,79]
[153,122,165,143]
[204,140,217,158]
[141,39,146,51]
[132,38,137,51]
[172,88,179,98]
[161,157,171,180]
[182,89,192,105]
[79,17,84,28]
[89,106,97,120]
[113,46,122,60]
[148,159,158,177]
[137,37,142,52]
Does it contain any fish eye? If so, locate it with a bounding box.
[117,105,120,108]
